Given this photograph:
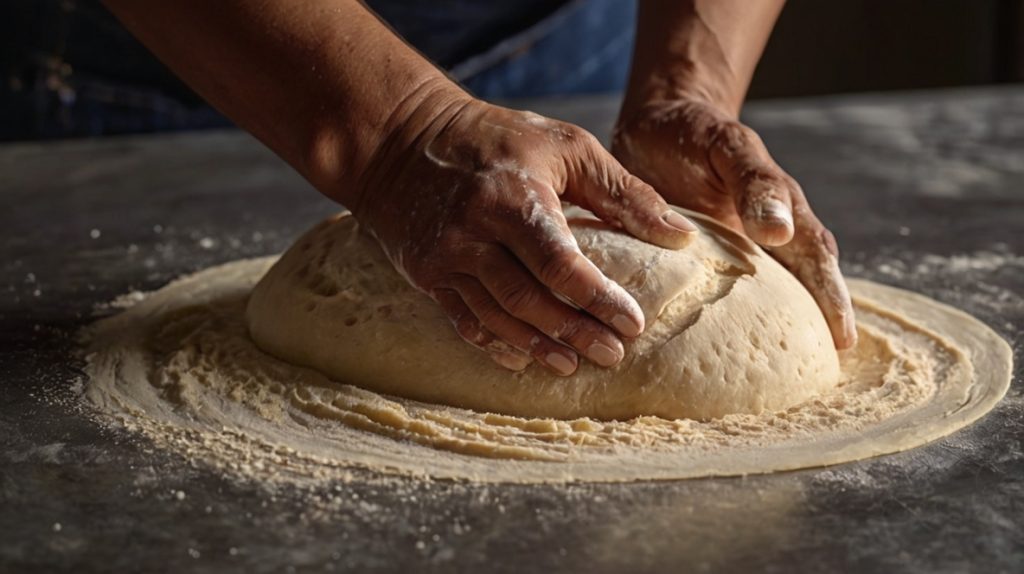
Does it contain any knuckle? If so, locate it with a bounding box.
[708,118,742,144]
[784,176,808,202]
[468,292,515,331]
[710,120,758,155]
[474,301,505,327]
[612,171,638,196]
[741,163,783,185]
[622,175,664,210]
[431,272,465,295]
[558,122,602,150]
[538,249,580,289]
[819,228,840,257]
[497,281,541,315]
[551,317,586,343]
[624,171,655,193]
[593,171,636,213]
[556,121,587,140]
[773,174,801,200]
[577,127,602,148]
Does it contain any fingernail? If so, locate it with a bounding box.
[611,313,643,338]
[585,342,623,367]
[662,210,698,233]
[545,352,577,376]
[491,351,532,371]
[758,199,793,227]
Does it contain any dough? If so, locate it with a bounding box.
[245,209,840,421]
[81,259,1013,483]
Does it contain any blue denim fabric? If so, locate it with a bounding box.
[457,0,637,98]
[364,0,568,70]
[0,0,636,140]
[367,0,637,98]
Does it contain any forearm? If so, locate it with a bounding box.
[103,0,465,205]
[623,0,784,117]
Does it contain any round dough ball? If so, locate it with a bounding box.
[246,209,840,421]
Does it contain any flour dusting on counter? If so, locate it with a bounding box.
[80,257,1012,484]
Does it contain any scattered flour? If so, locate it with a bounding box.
[847,244,1023,328]
[78,259,1012,485]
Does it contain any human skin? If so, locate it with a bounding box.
[103,0,853,377]
[614,0,857,349]
[103,0,697,376]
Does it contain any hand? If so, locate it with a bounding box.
[612,94,857,349]
[350,87,698,374]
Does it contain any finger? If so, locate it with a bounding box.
[562,131,698,250]
[432,288,533,371]
[816,247,858,350]
[782,230,857,350]
[444,276,580,376]
[707,120,796,247]
[767,209,858,350]
[465,243,626,367]
[494,197,647,338]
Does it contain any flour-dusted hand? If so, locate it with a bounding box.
[607,0,857,350]
[104,0,697,375]
[349,86,698,374]
[613,96,856,349]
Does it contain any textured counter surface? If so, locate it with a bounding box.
[1,86,1022,573]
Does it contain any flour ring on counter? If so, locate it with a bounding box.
[246,209,840,421]
[82,230,1012,484]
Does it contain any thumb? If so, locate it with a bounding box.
[708,119,796,247]
[562,131,698,249]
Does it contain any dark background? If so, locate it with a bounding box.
[1,0,1022,141]
[752,0,1024,97]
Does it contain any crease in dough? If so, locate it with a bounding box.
[246,209,839,421]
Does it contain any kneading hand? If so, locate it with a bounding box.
[350,87,698,374]
[613,94,857,349]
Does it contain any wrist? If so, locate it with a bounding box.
[621,0,782,123]
[620,65,741,125]
[344,76,475,219]
[304,71,470,209]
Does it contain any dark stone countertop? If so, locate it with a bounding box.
[1,86,1022,573]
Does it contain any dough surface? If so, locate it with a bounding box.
[246,210,840,420]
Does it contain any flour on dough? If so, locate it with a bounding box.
[246,209,840,421]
